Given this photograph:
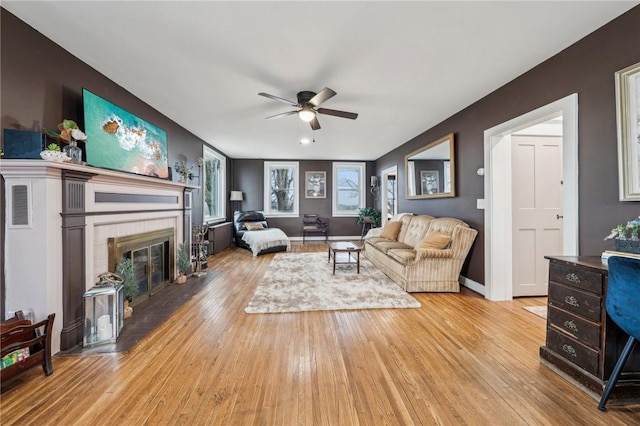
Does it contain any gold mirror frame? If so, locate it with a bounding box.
[405,133,455,199]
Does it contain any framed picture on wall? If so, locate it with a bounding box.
[305,171,326,198]
[615,61,640,201]
[420,170,439,195]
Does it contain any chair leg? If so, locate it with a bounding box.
[598,336,637,411]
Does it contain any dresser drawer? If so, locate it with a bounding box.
[549,282,601,322]
[548,306,600,348]
[549,262,603,294]
[546,328,599,375]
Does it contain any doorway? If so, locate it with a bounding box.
[380,165,398,226]
[483,94,579,301]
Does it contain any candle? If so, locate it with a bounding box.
[97,315,112,341]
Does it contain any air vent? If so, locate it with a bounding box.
[11,184,29,226]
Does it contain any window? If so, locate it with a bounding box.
[332,162,365,216]
[203,146,226,223]
[264,161,299,217]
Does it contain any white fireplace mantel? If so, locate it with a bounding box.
[1,159,195,353]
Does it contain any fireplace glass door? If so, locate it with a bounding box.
[127,240,169,303]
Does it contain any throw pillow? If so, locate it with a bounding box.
[417,231,451,250]
[379,221,402,241]
[244,222,264,231]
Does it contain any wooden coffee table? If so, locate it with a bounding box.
[328,241,362,274]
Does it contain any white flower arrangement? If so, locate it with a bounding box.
[174,160,192,180]
[46,119,87,142]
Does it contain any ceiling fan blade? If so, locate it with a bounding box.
[258,92,299,107]
[309,87,337,107]
[310,116,321,130]
[317,108,358,120]
[265,111,298,120]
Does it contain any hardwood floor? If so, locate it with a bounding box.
[2,242,639,425]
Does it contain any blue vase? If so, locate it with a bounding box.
[614,239,640,255]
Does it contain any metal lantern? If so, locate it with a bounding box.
[83,284,124,347]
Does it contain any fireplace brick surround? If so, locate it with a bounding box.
[1,159,195,353]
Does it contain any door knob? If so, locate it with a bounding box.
[557,214,564,219]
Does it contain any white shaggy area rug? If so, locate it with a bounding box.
[245,252,421,313]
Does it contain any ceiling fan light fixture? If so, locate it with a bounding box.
[298,107,315,123]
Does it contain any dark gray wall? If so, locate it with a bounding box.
[0,8,230,226]
[376,6,640,285]
[233,159,377,237]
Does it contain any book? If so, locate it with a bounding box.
[601,250,640,264]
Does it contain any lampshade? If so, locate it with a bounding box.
[298,107,315,123]
[230,191,243,201]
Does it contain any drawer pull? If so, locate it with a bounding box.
[562,344,577,358]
[564,320,579,333]
[564,295,580,307]
[565,273,581,284]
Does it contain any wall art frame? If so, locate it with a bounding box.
[616,61,640,201]
[420,170,439,195]
[305,171,326,198]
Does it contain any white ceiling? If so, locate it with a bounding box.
[3,1,637,161]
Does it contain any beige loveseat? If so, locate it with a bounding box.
[364,214,477,292]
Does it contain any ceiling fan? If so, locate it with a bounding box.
[258,87,358,130]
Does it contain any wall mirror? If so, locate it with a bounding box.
[405,133,455,199]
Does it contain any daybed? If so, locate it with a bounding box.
[364,214,477,292]
[233,210,290,256]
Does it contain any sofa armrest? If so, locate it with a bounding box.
[415,248,453,262]
[449,225,478,259]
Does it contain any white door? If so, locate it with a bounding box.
[511,135,563,297]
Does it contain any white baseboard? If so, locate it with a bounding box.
[460,276,484,296]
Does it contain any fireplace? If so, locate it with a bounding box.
[1,159,194,353]
[108,228,175,306]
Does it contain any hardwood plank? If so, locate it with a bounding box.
[1,242,639,425]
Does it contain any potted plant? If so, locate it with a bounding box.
[176,243,191,283]
[605,216,640,254]
[45,119,87,164]
[40,142,69,162]
[357,207,381,228]
[115,257,137,318]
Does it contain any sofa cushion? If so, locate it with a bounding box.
[417,231,451,250]
[372,240,413,254]
[379,221,402,240]
[388,249,416,265]
[366,237,389,246]
[400,215,434,247]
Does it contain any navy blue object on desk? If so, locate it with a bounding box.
[2,129,48,159]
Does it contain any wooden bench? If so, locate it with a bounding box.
[1,311,55,382]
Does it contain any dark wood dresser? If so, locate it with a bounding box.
[540,256,640,402]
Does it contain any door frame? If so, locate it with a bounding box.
[483,93,579,301]
[380,165,398,227]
